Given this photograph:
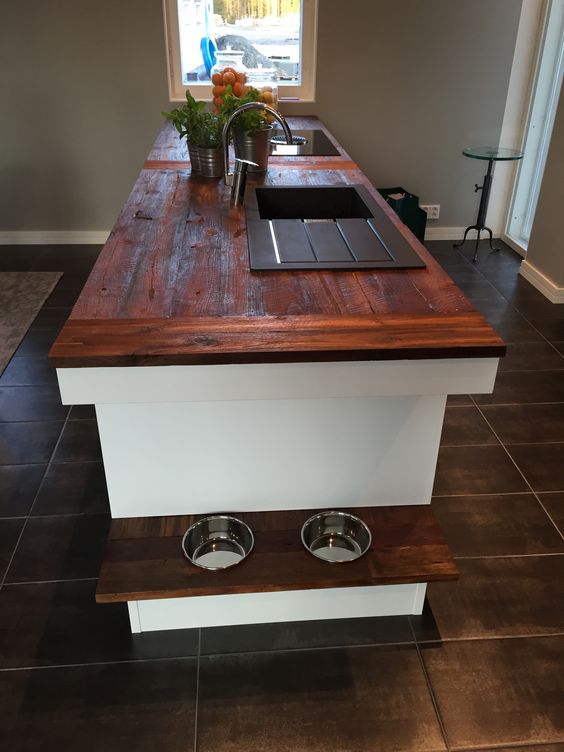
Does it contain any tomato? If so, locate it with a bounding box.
[232,81,244,98]
[212,84,226,97]
[211,73,222,86]
[222,70,236,86]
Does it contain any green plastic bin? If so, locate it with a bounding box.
[377,187,427,244]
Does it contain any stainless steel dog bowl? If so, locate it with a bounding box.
[301,511,372,563]
[182,515,254,571]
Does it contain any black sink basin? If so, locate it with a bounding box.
[254,186,373,220]
[245,185,426,271]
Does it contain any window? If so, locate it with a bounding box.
[163,0,317,102]
[505,0,564,252]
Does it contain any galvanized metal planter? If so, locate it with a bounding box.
[233,125,273,172]
[187,143,224,178]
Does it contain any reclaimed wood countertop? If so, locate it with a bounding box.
[49,116,505,368]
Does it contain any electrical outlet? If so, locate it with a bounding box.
[421,204,440,220]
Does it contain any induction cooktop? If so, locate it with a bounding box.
[269,129,340,157]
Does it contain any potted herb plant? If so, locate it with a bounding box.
[163,92,225,178]
[220,86,274,172]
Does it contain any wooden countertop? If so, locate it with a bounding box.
[49,117,504,368]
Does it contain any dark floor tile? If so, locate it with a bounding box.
[197,645,446,752]
[201,615,413,656]
[6,514,110,583]
[30,244,101,272]
[508,443,564,492]
[0,421,63,464]
[440,407,498,446]
[530,319,564,341]
[412,556,564,641]
[458,241,519,268]
[516,297,564,321]
[432,494,564,556]
[44,284,82,307]
[473,370,564,405]
[0,356,58,387]
[451,277,501,300]
[555,341,564,356]
[433,445,529,496]
[421,636,564,748]
[469,295,519,320]
[0,519,24,580]
[32,461,109,515]
[30,306,71,330]
[0,464,46,516]
[481,403,564,444]
[68,404,97,420]
[486,315,544,344]
[0,658,197,752]
[53,419,102,462]
[446,394,472,406]
[0,385,68,422]
[0,246,40,271]
[499,342,564,372]
[539,493,564,537]
[14,329,60,358]
[0,580,199,668]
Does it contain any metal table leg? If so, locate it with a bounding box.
[453,158,501,262]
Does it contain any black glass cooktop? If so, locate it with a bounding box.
[269,129,340,157]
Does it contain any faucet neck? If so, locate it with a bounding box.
[223,103,292,185]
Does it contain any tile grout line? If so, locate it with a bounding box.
[409,618,452,751]
[533,492,564,544]
[3,577,99,587]
[0,408,73,589]
[471,399,564,541]
[1,630,563,675]
[447,241,564,356]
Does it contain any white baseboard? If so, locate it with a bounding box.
[0,230,110,245]
[519,259,564,303]
[424,226,500,241]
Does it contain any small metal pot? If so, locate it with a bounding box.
[301,511,372,564]
[182,515,254,570]
[186,141,201,172]
[233,125,273,172]
[197,146,225,178]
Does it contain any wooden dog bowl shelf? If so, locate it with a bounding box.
[96,504,458,604]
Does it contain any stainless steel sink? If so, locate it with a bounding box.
[245,185,426,271]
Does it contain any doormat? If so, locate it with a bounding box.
[0,271,63,376]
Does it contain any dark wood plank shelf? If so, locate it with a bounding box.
[96,505,458,604]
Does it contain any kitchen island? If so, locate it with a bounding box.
[49,117,504,632]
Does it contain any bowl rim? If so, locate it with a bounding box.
[181,514,255,571]
[300,509,372,563]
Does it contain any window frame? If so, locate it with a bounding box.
[162,0,318,103]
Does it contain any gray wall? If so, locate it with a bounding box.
[1,0,522,233]
[525,82,564,286]
[314,0,522,227]
[0,0,169,231]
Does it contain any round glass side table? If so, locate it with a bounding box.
[454,146,523,262]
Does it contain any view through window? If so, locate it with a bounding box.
[177,0,302,85]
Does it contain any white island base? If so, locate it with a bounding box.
[57,356,498,632]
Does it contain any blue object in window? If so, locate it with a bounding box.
[201,37,217,77]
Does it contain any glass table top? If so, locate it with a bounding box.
[462,146,523,161]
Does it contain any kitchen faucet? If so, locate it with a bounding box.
[222,102,293,186]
